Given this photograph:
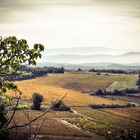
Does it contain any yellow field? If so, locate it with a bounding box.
[20,72,135,93]
[9,72,134,106]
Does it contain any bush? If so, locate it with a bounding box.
[31,93,43,110]
[51,100,71,111]
[77,68,82,71]
[94,89,104,95]
[96,72,101,75]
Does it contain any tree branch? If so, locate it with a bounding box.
[4,90,21,128]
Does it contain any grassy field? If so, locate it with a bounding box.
[7,72,140,140]
[106,80,138,92]
[9,72,133,106]
[16,72,136,93]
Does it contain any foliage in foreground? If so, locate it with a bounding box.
[0,36,44,139]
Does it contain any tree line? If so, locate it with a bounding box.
[89,68,139,74]
[93,88,140,96]
[3,66,65,81]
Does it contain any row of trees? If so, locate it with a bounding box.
[90,103,135,109]
[21,65,65,74]
[89,68,138,74]
[93,88,140,96]
[4,66,65,81]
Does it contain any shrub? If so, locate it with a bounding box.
[96,72,101,75]
[77,68,82,71]
[94,89,104,95]
[51,100,71,111]
[31,93,43,110]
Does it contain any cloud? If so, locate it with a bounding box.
[0,0,140,51]
[0,0,140,23]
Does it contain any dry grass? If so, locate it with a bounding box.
[16,72,136,93]
[9,84,125,107]
[8,72,135,106]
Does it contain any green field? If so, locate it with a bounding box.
[106,80,138,92]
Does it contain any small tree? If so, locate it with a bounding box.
[31,93,43,110]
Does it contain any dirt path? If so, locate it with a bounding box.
[105,81,118,90]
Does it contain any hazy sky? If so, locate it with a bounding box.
[0,0,140,51]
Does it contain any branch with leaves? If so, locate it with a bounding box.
[0,36,44,139]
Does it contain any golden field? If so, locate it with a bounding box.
[17,72,136,93]
[9,72,135,106]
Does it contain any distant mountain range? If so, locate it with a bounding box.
[38,47,140,69]
[37,62,140,70]
[44,47,129,55]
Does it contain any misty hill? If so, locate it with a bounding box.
[45,54,113,63]
[44,47,127,55]
[41,52,140,64]
[37,62,140,70]
[120,52,140,56]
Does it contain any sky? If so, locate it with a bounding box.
[0,0,140,51]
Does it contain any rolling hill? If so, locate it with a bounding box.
[37,47,140,69]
